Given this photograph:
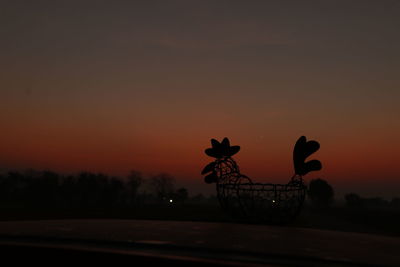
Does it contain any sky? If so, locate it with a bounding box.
[0,0,399,198]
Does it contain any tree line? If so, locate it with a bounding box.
[1,171,397,210]
[0,169,196,208]
[345,193,400,209]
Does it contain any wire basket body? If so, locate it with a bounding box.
[217,180,306,223]
[214,159,306,223]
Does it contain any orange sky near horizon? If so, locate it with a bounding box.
[1,1,400,197]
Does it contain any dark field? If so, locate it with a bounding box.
[1,203,399,238]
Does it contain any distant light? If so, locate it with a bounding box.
[272,200,276,203]
[169,199,173,203]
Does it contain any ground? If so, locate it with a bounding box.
[1,203,399,237]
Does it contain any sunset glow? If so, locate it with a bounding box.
[1,1,399,197]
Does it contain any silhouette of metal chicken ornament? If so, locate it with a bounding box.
[201,136,322,223]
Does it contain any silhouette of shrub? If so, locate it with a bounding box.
[307,178,334,208]
[345,193,363,207]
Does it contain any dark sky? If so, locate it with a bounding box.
[1,1,399,197]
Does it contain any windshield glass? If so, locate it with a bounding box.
[0,1,399,265]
